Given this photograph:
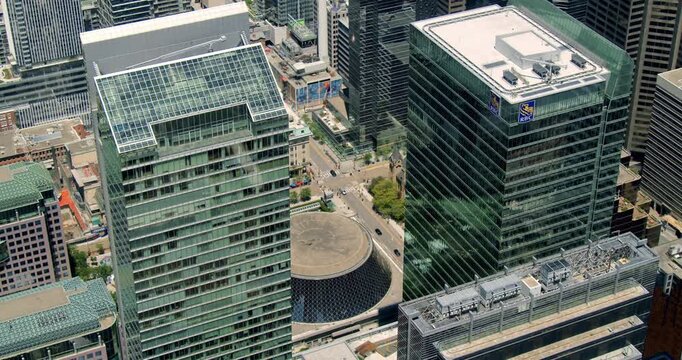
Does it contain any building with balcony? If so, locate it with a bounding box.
[95,44,292,360]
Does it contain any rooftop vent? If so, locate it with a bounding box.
[532,63,549,78]
[435,288,480,317]
[571,53,587,68]
[503,70,518,85]
[540,259,571,285]
[478,274,520,305]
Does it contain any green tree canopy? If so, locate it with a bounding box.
[300,188,312,201]
[369,177,405,222]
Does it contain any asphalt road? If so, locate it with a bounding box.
[302,137,404,269]
[309,139,335,175]
[343,191,404,270]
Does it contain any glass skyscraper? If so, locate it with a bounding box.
[347,0,415,153]
[95,44,292,359]
[403,0,633,300]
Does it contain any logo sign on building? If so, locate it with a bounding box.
[518,100,536,123]
[488,92,501,116]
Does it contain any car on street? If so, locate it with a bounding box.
[330,170,337,177]
[393,249,401,257]
[341,188,347,195]
[375,228,382,236]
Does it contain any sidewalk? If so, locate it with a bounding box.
[331,196,356,217]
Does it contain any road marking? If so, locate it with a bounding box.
[372,238,403,274]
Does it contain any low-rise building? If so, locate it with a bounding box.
[398,232,658,360]
[290,126,312,175]
[0,162,71,296]
[0,118,85,167]
[0,277,118,360]
[265,47,343,111]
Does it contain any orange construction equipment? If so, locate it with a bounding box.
[59,188,87,231]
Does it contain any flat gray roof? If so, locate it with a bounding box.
[290,213,372,279]
[412,6,608,104]
[80,2,248,44]
[657,67,682,100]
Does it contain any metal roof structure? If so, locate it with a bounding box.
[0,162,53,214]
[95,44,286,153]
[0,277,117,358]
[401,232,658,333]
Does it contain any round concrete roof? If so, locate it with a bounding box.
[291,212,372,279]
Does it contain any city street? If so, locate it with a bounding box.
[300,138,404,270]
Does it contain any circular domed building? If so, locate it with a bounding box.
[291,212,392,323]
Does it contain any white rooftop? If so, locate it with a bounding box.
[413,5,609,103]
[80,2,248,44]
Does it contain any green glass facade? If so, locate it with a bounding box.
[403,0,633,300]
[347,0,415,153]
[95,45,292,360]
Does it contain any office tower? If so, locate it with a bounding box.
[99,0,191,26]
[0,0,89,127]
[0,162,71,296]
[415,0,465,20]
[347,0,415,152]
[2,0,83,66]
[641,69,682,220]
[628,1,682,156]
[403,1,633,299]
[0,277,118,359]
[261,0,315,27]
[398,233,658,360]
[585,0,682,157]
[337,14,350,79]
[82,0,102,31]
[96,44,292,359]
[0,5,7,65]
[549,0,587,21]
[81,3,249,113]
[584,0,644,58]
[644,241,682,359]
[325,0,348,69]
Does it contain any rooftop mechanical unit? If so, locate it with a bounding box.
[435,288,480,317]
[540,259,571,285]
[546,64,561,75]
[478,274,520,305]
[571,53,587,68]
[532,63,549,78]
[503,70,519,85]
